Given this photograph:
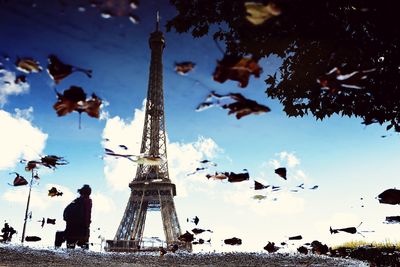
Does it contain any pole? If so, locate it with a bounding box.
[21,170,34,244]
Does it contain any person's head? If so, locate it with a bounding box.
[78,184,92,196]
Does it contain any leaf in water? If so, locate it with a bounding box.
[53,86,102,128]
[47,55,92,84]
[14,75,27,84]
[264,241,279,253]
[253,194,267,201]
[197,91,270,119]
[191,228,212,235]
[135,155,163,166]
[46,218,56,224]
[9,172,28,186]
[15,57,42,73]
[288,235,302,240]
[254,180,270,190]
[377,188,400,205]
[175,61,196,75]
[274,167,287,180]
[227,170,249,183]
[384,216,400,224]
[25,236,41,242]
[48,186,63,197]
[245,2,282,25]
[178,231,194,242]
[213,55,262,88]
[224,237,242,245]
[206,172,228,180]
[40,155,68,169]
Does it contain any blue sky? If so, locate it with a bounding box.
[1,0,400,253]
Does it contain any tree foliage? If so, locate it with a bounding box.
[166,0,400,131]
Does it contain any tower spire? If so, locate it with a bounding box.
[156,11,160,31]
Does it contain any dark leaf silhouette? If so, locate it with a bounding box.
[206,172,228,180]
[47,55,92,84]
[53,86,102,128]
[15,57,42,73]
[199,159,217,166]
[159,246,167,256]
[178,231,194,242]
[263,241,279,253]
[46,218,56,225]
[119,145,128,150]
[271,185,281,191]
[191,228,212,235]
[274,167,287,180]
[224,237,242,245]
[25,236,41,242]
[385,216,400,224]
[175,61,195,75]
[39,218,45,228]
[227,170,249,183]
[245,2,282,25]
[311,240,329,255]
[187,216,200,225]
[330,226,357,234]
[288,235,302,240]
[9,172,28,186]
[377,189,400,205]
[48,187,63,197]
[24,161,38,171]
[254,180,270,190]
[15,75,27,84]
[40,155,68,169]
[213,55,262,88]
[197,91,271,119]
[297,246,308,255]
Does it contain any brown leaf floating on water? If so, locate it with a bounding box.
[47,55,92,84]
[213,55,262,88]
[175,61,195,75]
[15,57,42,73]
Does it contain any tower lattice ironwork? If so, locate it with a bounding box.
[106,15,188,252]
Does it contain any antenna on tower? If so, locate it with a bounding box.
[156,11,160,31]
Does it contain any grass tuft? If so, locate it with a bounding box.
[334,239,400,250]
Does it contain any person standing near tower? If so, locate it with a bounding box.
[56,184,92,249]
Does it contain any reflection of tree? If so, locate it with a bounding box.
[167,0,400,131]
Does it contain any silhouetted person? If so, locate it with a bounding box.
[1,223,16,242]
[56,184,92,249]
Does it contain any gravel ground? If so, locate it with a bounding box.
[0,245,369,267]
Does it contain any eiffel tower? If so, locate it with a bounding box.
[106,14,190,252]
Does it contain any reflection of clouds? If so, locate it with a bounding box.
[0,69,30,107]
[0,110,47,170]
[223,182,305,216]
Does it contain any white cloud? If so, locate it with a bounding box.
[223,182,305,215]
[2,183,74,210]
[99,100,110,121]
[101,100,223,194]
[0,69,30,107]
[279,151,300,168]
[91,192,115,213]
[14,106,34,121]
[0,109,48,170]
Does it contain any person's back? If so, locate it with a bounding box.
[56,184,92,249]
